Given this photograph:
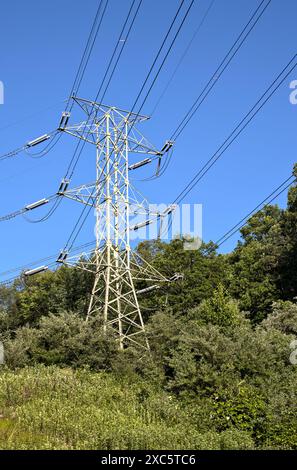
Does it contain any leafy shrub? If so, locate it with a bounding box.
[2,312,119,371]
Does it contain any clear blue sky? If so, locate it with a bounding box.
[0,0,296,280]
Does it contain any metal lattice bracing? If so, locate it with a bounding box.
[62,98,168,350]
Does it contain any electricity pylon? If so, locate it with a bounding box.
[59,97,171,350]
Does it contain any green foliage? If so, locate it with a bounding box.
[189,284,241,328]
[228,175,297,321]
[0,366,254,450]
[3,312,119,370]
[11,266,93,326]
[137,239,229,315]
[262,300,297,335]
[1,165,297,449]
[228,222,280,322]
[211,385,267,434]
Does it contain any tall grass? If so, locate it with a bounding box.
[0,366,254,450]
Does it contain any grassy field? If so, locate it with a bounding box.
[0,366,255,450]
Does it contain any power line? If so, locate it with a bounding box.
[0,129,60,163]
[22,197,64,224]
[0,98,67,134]
[27,1,110,222]
[127,0,187,115]
[215,175,296,247]
[95,0,142,103]
[135,145,174,182]
[105,0,195,183]
[4,0,112,226]
[158,54,297,239]
[150,0,216,115]
[0,0,157,282]
[133,0,195,117]
[0,194,58,222]
[66,0,109,111]
[0,239,97,283]
[0,2,109,164]
[108,0,194,171]
[170,0,271,141]
[24,131,64,159]
[6,40,292,233]
[144,0,271,181]
[0,4,111,232]
[172,54,297,206]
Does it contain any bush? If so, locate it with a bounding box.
[2,312,119,371]
[262,300,297,335]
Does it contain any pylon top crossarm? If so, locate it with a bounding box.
[62,96,161,157]
[71,96,150,123]
[63,122,160,156]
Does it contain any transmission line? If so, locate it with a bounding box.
[95,0,142,103]
[17,0,110,221]
[215,174,296,247]
[151,0,216,115]
[170,0,271,141]
[172,54,297,206]
[0,239,97,284]
[66,0,109,111]
[146,0,271,181]
[158,54,297,239]
[0,98,67,134]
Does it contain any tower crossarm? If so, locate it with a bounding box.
[59,181,104,207]
[61,121,161,156]
[71,96,149,123]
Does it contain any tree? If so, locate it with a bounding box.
[228,205,283,322]
[188,284,241,328]
[137,239,229,316]
[275,165,297,300]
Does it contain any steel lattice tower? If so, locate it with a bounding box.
[60,97,170,350]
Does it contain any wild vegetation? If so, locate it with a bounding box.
[0,165,297,450]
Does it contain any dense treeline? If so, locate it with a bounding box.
[0,165,297,449]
